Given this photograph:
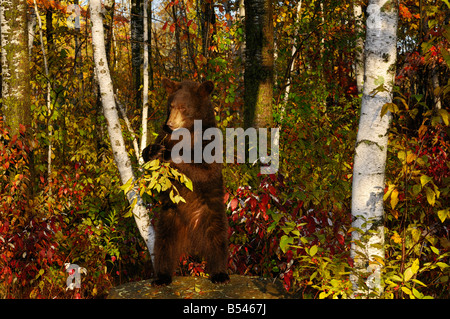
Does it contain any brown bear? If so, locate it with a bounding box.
[142,78,230,286]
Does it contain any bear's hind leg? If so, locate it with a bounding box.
[152,211,185,286]
[204,224,230,284]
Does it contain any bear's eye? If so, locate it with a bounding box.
[171,103,186,111]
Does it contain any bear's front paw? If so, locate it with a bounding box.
[151,274,172,286]
[143,144,166,162]
[210,273,230,284]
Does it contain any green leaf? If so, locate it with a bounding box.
[412,288,423,299]
[391,275,403,282]
[280,235,294,253]
[404,267,414,282]
[411,258,420,274]
[120,178,134,193]
[411,279,427,287]
[436,262,449,270]
[401,286,412,295]
[420,175,433,187]
[309,245,318,257]
[430,246,440,255]
[412,184,422,196]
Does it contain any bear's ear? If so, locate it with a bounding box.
[162,78,180,95]
[197,81,214,98]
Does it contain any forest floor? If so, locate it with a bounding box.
[107,275,302,299]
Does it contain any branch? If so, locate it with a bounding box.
[115,96,141,162]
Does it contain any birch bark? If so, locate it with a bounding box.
[140,0,149,164]
[90,0,154,260]
[353,0,365,94]
[282,0,302,112]
[0,0,32,136]
[350,0,398,298]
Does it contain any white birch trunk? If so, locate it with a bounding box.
[431,70,441,110]
[282,0,302,113]
[90,0,155,261]
[28,9,36,58]
[140,0,149,164]
[350,0,398,298]
[354,1,365,94]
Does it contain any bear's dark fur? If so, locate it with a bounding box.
[142,78,230,286]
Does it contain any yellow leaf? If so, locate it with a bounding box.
[418,124,427,138]
[437,109,449,125]
[390,189,399,209]
[420,175,433,187]
[425,186,435,206]
[391,232,402,244]
[406,152,416,164]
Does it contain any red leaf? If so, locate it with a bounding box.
[268,185,277,196]
[230,198,238,211]
[250,198,257,211]
[170,23,176,33]
[223,192,230,204]
[336,233,345,245]
[19,124,26,135]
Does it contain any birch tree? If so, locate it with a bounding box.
[140,0,150,162]
[350,0,398,298]
[354,0,365,94]
[282,0,302,112]
[90,0,154,260]
[0,0,32,137]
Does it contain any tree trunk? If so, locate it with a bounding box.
[282,0,302,114]
[90,0,155,261]
[171,4,182,79]
[350,0,398,298]
[104,0,115,67]
[244,0,274,128]
[131,0,143,109]
[0,0,32,136]
[33,0,53,191]
[140,0,150,161]
[354,0,365,94]
[28,8,36,58]
[200,0,216,62]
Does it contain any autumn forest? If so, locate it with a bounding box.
[0,0,449,299]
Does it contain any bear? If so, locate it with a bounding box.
[142,78,230,286]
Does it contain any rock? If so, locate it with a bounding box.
[107,275,300,299]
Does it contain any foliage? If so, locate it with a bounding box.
[123,159,194,216]
[0,0,449,299]
[382,93,450,299]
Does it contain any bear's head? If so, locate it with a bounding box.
[162,78,215,132]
